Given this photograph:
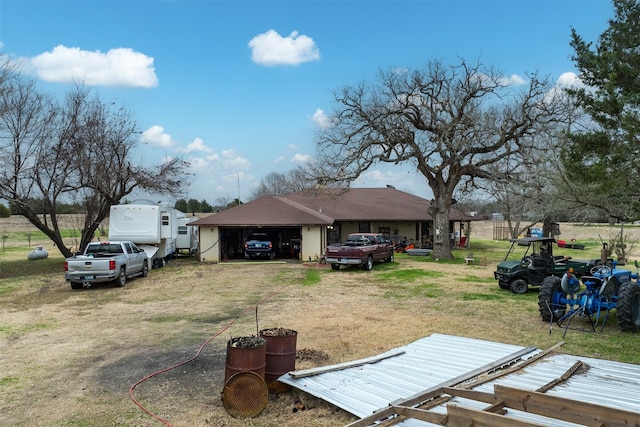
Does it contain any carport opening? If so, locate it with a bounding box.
[219,227,302,260]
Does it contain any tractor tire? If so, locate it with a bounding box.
[510,279,528,294]
[616,283,640,332]
[538,276,566,322]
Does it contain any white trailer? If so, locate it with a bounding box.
[108,203,182,268]
[176,213,198,255]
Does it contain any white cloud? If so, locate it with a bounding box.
[498,74,527,86]
[181,137,213,154]
[556,71,585,89]
[291,153,311,163]
[312,108,331,129]
[221,149,251,169]
[141,125,175,148]
[188,157,209,170]
[248,30,320,66]
[29,45,158,87]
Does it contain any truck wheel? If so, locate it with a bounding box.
[538,276,565,322]
[142,262,149,278]
[270,251,276,260]
[331,264,340,271]
[70,281,82,290]
[616,283,640,332]
[386,251,394,263]
[363,256,373,271]
[115,267,126,287]
[510,279,528,294]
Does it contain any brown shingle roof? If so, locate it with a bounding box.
[285,187,474,221]
[189,187,475,227]
[188,196,334,227]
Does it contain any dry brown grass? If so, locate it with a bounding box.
[2,218,640,426]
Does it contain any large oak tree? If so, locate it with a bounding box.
[314,59,568,259]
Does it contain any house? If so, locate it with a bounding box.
[188,187,476,263]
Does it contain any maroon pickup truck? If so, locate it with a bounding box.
[325,233,394,271]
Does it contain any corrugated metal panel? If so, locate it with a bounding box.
[280,334,640,427]
[280,334,534,419]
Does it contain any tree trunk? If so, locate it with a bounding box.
[430,195,453,260]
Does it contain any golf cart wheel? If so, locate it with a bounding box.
[538,276,566,322]
[510,279,528,294]
[616,283,640,332]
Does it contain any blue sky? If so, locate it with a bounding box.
[0,0,613,204]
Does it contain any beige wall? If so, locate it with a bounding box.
[198,226,220,263]
[300,226,325,262]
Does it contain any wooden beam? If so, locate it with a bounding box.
[447,405,547,427]
[535,360,584,393]
[393,406,447,424]
[455,341,566,391]
[442,387,497,404]
[495,385,640,427]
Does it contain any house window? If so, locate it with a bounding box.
[358,222,371,233]
[378,226,390,239]
[327,225,341,244]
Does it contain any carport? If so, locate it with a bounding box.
[188,196,334,263]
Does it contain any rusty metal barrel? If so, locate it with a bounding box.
[259,328,297,391]
[224,336,266,383]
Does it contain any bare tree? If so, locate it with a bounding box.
[313,59,568,259]
[0,73,190,257]
[248,167,318,200]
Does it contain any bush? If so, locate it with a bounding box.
[0,203,10,218]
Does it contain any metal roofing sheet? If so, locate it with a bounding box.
[279,334,534,419]
[279,334,640,427]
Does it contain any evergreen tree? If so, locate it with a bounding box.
[174,199,188,212]
[562,0,640,221]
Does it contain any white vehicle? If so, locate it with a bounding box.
[108,202,188,268]
[176,214,199,255]
[64,241,148,289]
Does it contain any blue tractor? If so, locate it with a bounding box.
[538,261,640,333]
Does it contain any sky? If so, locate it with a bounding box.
[0,0,614,205]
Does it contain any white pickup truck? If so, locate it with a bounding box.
[64,241,149,289]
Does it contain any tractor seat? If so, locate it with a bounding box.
[581,276,603,288]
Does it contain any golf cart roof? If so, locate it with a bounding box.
[509,236,556,245]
